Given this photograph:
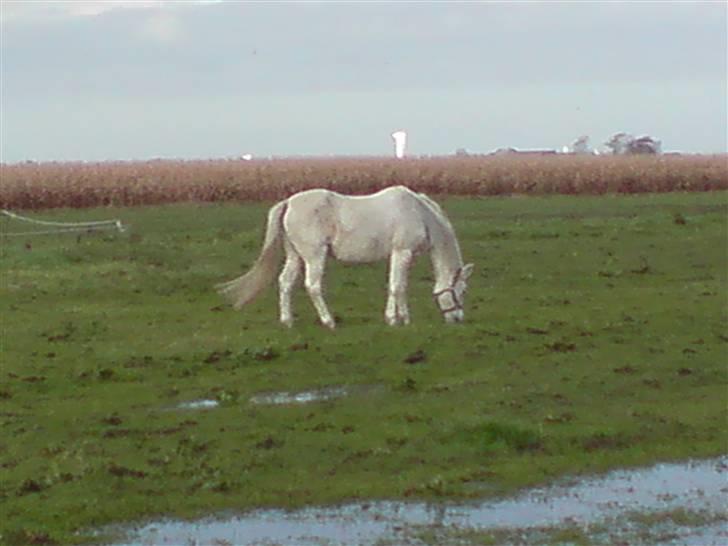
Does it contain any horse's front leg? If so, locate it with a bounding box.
[386,249,413,326]
[278,249,302,328]
[303,250,336,329]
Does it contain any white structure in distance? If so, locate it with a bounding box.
[561,135,594,155]
[391,131,407,159]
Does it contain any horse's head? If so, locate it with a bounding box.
[433,263,474,323]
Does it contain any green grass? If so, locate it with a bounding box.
[1,192,726,545]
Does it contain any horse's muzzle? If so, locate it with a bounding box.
[444,310,464,324]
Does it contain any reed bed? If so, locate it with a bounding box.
[1,154,725,210]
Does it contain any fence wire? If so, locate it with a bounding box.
[1,209,126,237]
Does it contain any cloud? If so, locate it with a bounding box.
[139,12,183,43]
[64,2,162,17]
[1,1,152,23]
[2,1,725,160]
[0,1,218,45]
[0,1,219,25]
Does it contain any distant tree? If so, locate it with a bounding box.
[605,132,634,155]
[629,136,662,154]
[605,133,662,155]
[571,135,591,155]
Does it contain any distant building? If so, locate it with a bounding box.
[491,147,558,156]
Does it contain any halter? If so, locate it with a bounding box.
[432,267,463,315]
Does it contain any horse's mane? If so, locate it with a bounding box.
[416,192,454,231]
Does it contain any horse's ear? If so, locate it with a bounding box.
[461,263,474,280]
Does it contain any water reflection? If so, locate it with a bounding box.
[111,456,727,546]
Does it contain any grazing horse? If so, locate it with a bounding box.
[217,185,473,328]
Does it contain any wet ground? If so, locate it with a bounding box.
[175,385,375,412]
[176,399,220,410]
[248,386,351,406]
[109,456,727,545]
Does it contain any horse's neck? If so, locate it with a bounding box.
[427,210,463,289]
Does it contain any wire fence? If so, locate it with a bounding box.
[1,209,126,237]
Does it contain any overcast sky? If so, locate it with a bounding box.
[1,1,726,162]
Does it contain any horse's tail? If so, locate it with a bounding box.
[216,200,288,310]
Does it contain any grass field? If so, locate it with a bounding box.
[1,191,726,545]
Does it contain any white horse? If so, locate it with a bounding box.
[217,185,473,328]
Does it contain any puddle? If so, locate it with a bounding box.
[175,399,219,410]
[109,456,727,546]
[171,386,375,413]
[249,386,350,406]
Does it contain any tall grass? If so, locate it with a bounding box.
[1,154,725,210]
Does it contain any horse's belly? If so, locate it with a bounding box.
[330,234,391,262]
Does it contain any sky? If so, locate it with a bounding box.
[1,0,726,162]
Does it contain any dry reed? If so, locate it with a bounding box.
[1,154,725,210]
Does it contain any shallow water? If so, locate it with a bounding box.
[110,456,727,546]
[174,386,359,412]
[175,399,220,410]
[249,386,350,406]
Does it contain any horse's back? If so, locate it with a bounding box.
[283,189,338,245]
[285,186,422,225]
[283,186,430,262]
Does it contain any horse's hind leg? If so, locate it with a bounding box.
[386,249,413,326]
[278,240,302,328]
[302,248,336,329]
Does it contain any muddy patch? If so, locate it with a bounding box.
[109,456,727,546]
